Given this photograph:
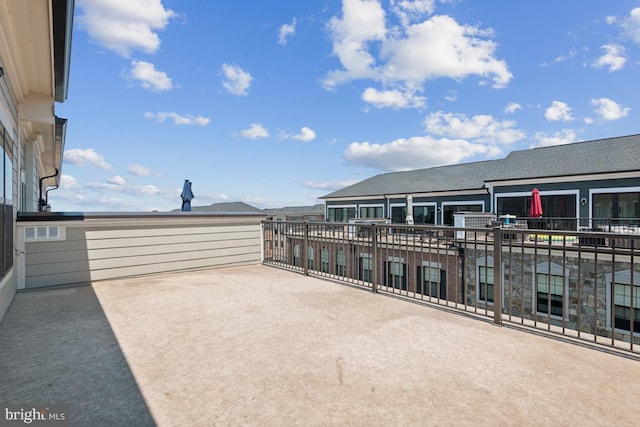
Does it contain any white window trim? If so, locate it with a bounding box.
[440,201,485,225]
[357,203,385,219]
[476,256,505,306]
[494,189,579,218]
[589,186,640,227]
[604,270,640,335]
[326,204,357,221]
[23,225,65,242]
[532,262,570,321]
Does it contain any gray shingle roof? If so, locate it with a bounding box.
[188,202,264,213]
[262,204,325,215]
[322,134,640,199]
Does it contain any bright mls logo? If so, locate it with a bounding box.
[1,405,69,426]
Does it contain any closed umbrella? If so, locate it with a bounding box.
[180,180,194,212]
[530,188,543,218]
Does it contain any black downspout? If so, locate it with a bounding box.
[45,184,60,208]
[39,168,59,211]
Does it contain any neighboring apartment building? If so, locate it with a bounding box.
[321,135,640,229]
[0,0,74,320]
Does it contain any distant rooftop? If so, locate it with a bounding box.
[322,134,640,199]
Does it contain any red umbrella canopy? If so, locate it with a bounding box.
[530,188,543,218]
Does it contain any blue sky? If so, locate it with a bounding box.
[52,0,640,212]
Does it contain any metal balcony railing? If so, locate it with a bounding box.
[262,219,640,356]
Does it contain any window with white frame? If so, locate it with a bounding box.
[606,270,640,333]
[386,257,406,290]
[336,249,346,277]
[360,206,383,219]
[359,253,373,283]
[536,273,564,316]
[613,283,640,332]
[293,244,300,267]
[321,247,329,273]
[419,263,441,297]
[307,246,314,270]
[535,262,568,317]
[479,265,495,304]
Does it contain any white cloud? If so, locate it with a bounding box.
[622,7,640,43]
[324,3,512,91]
[545,101,573,122]
[504,102,522,114]
[424,111,525,144]
[278,18,297,45]
[344,136,492,172]
[122,185,164,196]
[129,61,173,91]
[222,64,253,96]
[107,175,126,186]
[303,180,359,191]
[324,0,387,88]
[241,123,269,139]
[592,44,626,72]
[76,0,175,57]
[64,148,112,170]
[291,127,317,142]
[144,111,210,126]
[530,129,578,148]
[590,97,630,121]
[605,16,617,25]
[128,164,156,176]
[361,87,426,109]
[60,175,80,190]
[391,0,436,27]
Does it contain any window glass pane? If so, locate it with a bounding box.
[337,250,345,265]
[479,266,494,284]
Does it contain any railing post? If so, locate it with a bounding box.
[371,223,378,293]
[303,222,309,276]
[493,226,503,326]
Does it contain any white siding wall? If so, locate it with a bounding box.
[17,214,266,289]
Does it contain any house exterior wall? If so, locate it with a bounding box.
[17,213,266,289]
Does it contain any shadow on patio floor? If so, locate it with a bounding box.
[0,285,155,426]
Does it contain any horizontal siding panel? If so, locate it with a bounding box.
[22,216,264,288]
[25,229,260,253]
[25,253,259,288]
[75,224,260,240]
[26,245,261,277]
[25,238,257,265]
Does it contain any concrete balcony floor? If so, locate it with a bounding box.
[1,265,638,426]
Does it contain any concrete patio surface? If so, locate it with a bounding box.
[1,264,639,426]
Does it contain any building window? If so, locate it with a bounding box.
[360,206,383,219]
[307,246,315,270]
[613,283,640,333]
[413,206,436,225]
[442,204,482,226]
[391,206,406,224]
[293,244,300,267]
[1,126,14,280]
[359,254,373,283]
[536,273,564,317]
[327,207,356,222]
[336,249,346,277]
[479,266,494,304]
[593,192,640,224]
[418,265,441,296]
[386,259,406,290]
[321,247,329,273]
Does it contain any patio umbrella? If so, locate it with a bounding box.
[530,187,543,218]
[180,180,194,212]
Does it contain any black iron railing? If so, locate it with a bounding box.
[262,220,640,356]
